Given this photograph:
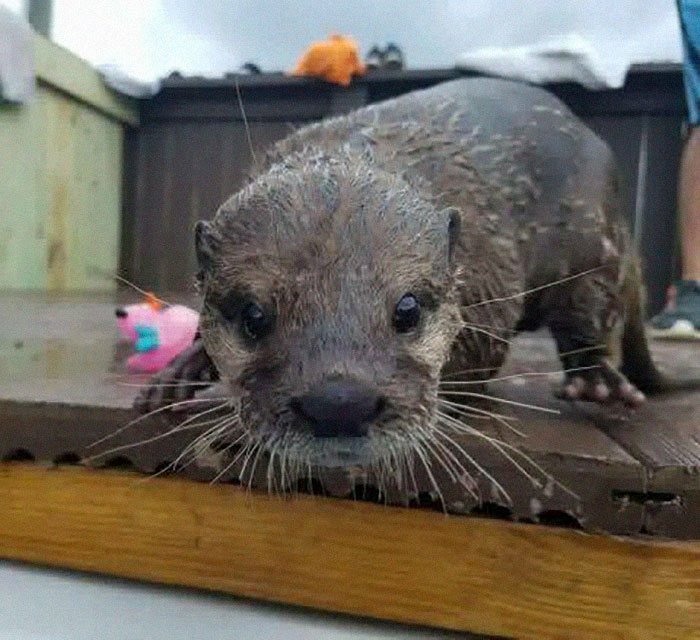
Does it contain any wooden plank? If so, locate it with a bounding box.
[33,34,138,126]
[128,120,294,291]
[0,295,647,533]
[44,89,73,290]
[1,75,126,291]
[0,464,699,639]
[0,94,48,288]
[141,93,332,122]
[583,339,700,538]
[486,334,645,533]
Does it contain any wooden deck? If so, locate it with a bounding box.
[1,292,699,538]
[1,292,700,638]
[1,464,699,640]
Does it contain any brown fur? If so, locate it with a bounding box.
[143,78,670,475]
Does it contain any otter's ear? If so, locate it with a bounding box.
[194,220,219,284]
[445,207,461,264]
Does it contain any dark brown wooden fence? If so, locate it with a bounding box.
[120,65,686,312]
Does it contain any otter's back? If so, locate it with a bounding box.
[271,78,621,237]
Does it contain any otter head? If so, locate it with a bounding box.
[195,151,463,470]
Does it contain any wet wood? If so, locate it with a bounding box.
[0,464,700,640]
[578,339,700,537]
[1,294,700,635]
[2,294,700,535]
[0,293,652,534]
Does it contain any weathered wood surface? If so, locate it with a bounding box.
[0,293,699,537]
[34,33,138,126]
[0,34,134,291]
[1,464,700,640]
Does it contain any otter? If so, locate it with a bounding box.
[135,77,668,475]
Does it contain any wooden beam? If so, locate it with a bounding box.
[0,464,699,639]
[33,34,138,126]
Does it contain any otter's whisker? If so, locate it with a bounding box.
[431,421,511,504]
[439,390,560,415]
[417,426,480,501]
[437,398,525,437]
[193,419,244,463]
[124,413,241,489]
[409,439,447,513]
[266,437,284,495]
[184,411,243,464]
[113,380,214,389]
[438,365,600,386]
[305,458,315,495]
[436,409,578,500]
[441,365,502,380]
[87,396,229,450]
[143,415,243,482]
[558,344,607,358]
[437,397,516,422]
[157,413,236,465]
[423,424,493,500]
[208,433,254,485]
[244,440,267,491]
[113,274,171,307]
[163,414,242,473]
[463,265,605,310]
[441,416,542,496]
[286,438,302,492]
[386,439,405,493]
[234,75,258,167]
[85,401,231,462]
[413,428,460,485]
[459,320,517,332]
[278,440,289,492]
[382,442,402,501]
[436,409,541,489]
[392,435,419,498]
[399,441,414,496]
[464,324,512,345]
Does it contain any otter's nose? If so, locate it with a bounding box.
[290,380,385,438]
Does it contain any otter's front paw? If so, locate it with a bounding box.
[134,339,219,415]
[556,359,646,406]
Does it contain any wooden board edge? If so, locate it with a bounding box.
[1,463,700,639]
[33,34,139,126]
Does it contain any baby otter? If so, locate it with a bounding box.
[137,77,665,472]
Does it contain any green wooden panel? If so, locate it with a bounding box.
[0,98,47,288]
[0,85,124,291]
[0,32,135,292]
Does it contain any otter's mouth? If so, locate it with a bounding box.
[306,436,373,467]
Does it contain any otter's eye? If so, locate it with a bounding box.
[394,293,420,333]
[241,302,272,340]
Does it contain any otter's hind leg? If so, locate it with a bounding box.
[543,276,646,405]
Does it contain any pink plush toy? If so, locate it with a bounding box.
[115,294,200,373]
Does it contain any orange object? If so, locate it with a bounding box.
[292,34,366,86]
[144,292,163,312]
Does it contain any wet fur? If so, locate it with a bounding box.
[146,78,666,477]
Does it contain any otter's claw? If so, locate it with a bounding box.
[556,361,645,406]
[133,338,219,415]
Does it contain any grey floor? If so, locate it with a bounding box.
[0,561,472,640]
